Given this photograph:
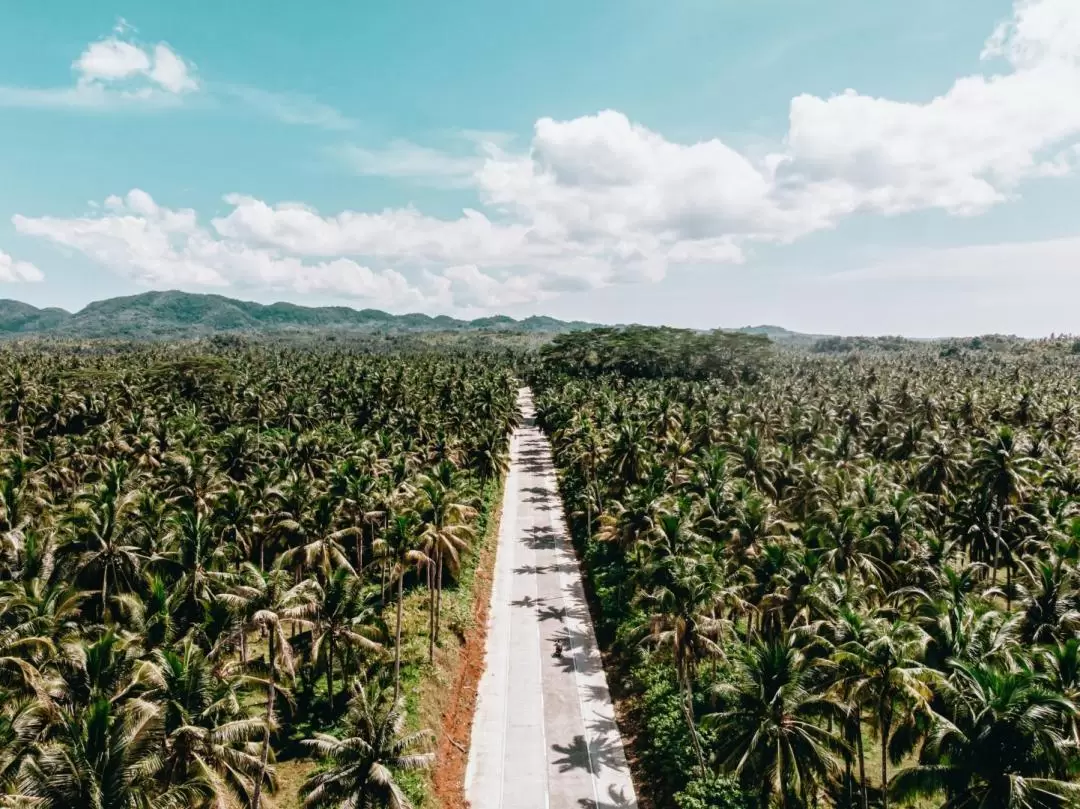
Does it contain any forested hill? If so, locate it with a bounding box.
[0,290,600,339]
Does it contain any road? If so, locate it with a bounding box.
[465,388,638,809]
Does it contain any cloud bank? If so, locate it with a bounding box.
[15,0,1080,311]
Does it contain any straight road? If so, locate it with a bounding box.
[466,389,638,809]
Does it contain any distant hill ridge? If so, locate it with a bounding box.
[0,290,601,339]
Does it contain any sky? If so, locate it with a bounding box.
[1,0,1080,337]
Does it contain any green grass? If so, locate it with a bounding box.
[389,475,505,808]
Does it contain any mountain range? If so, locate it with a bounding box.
[0,291,601,340]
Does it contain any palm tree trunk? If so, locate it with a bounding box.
[991,506,1003,586]
[428,557,436,664]
[880,707,890,809]
[101,565,109,623]
[681,677,706,773]
[435,550,444,644]
[856,712,868,809]
[394,572,404,703]
[253,632,275,809]
[326,633,335,713]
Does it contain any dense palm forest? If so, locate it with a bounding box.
[531,344,1080,809]
[0,341,518,808]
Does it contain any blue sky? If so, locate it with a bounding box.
[1,0,1079,336]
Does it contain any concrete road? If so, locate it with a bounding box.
[466,389,638,809]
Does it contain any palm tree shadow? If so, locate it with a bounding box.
[513,564,549,576]
[552,734,594,773]
[511,594,546,609]
[578,784,636,808]
[551,735,628,777]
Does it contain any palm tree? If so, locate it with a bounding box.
[374,512,430,703]
[312,568,384,712]
[891,663,1079,809]
[149,638,268,807]
[17,698,206,809]
[278,495,357,582]
[414,463,475,661]
[301,683,433,809]
[972,426,1035,586]
[835,617,935,809]
[61,460,146,620]
[705,635,847,809]
[638,555,726,772]
[222,561,317,809]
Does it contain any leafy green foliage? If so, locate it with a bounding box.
[538,326,772,381]
[674,774,754,809]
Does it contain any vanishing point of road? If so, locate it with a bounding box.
[466,389,638,809]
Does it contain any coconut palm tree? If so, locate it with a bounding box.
[834,618,935,809]
[638,555,726,772]
[311,568,384,713]
[17,698,206,809]
[705,634,847,809]
[301,683,433,809]
[373,513,430,703]
[891,663,1079,809]
[222,561,317,809]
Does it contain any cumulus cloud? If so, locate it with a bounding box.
[0,251,44,283]
[0,24,197,109]
[14,0,1080,312]
[12,191,427,308]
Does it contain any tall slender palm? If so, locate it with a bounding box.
[639,556,726,772]
[414,464,475,661]
[311,568,384,712]
[374,513,430,703]
[835,618,935,809]
[62,461,146,620]
[973,427,1035,586]
[221,561,317,809]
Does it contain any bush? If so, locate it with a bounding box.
[674,774,754,809]
[631,662,698,801]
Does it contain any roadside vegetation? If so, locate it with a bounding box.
[530,329,1080,809]
[0,341,518,808]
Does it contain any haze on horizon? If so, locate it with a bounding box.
[1,0,1079,338]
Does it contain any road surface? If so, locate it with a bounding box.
[465,388,638,809]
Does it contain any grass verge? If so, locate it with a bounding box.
[395,475,505,808]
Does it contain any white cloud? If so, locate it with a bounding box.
[147,44,199,94]
[12,190,428,308]
[0,26,197,109]
[0,251,44,283]
[14,0,1080,313]
[73,36,198,95]
[74,39,151,83]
